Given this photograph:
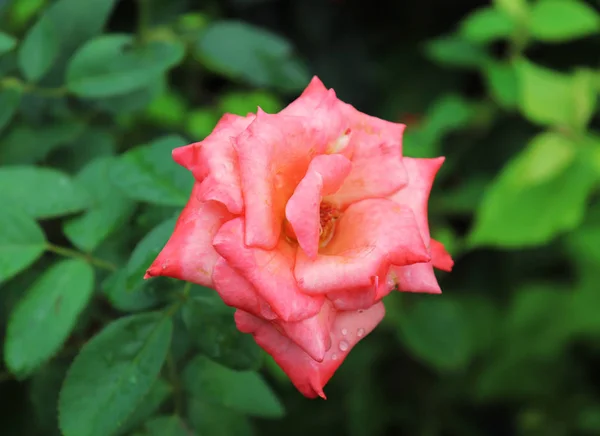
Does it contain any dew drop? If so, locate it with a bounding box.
[357,328,365,338]
[339,340,349,352]
[341,328,348,336]
[331,353,338,361]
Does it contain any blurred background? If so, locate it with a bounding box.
[1,0,600,435]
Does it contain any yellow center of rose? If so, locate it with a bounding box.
[284,202,341,249]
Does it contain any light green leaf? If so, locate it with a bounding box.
[0,206,46,284]
[0,166,90,218]
[0,32,17,56]
[494,0,529,22]
[4,259,94,377]
[530,0,600,42]
[460,7,516,43]
[58,312,173,436]
[218,90,282,115]
[141,416,189,436]
[18,0,119,82]
[196,20,310,91]
[182,288,263,371]
[397,296,472,371]
[183,355,284,418]
[0,87,23,135]
[469,134,597,247]
[484,61,519,108]
[187,399,255,436]
[116,379,172,436]
[66,34,185,98]
[64,157,135,252]
[110,135,191,206]
[517,60,597,130]
[424,35,490,68]
[185,109,220,139]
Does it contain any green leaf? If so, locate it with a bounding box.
[0,32,17,55]
[58,312,173,436]
[116,379,172,436]
[397,296,472,372]
[0,87,23,134]
[530,0,600,42]
[145,89,187,127]
[185,109,220,139]
[141,416,189,436]
[4,259,95,377]
[18,0,119,82]
[459,7,515,44]
[183,355,284,418]
[66,34,185,98]
[421,94,475,142]
[182,288,263,371]
[110,135,192,206]
[64,157,135,252]
[516,60,597,130]
[494,0,529,22]
[484,61,519,108]
[424,35,490,68]
[0,206,46,284]
[0,166,90,218]
[195,20,310,91]
[469,133,597,247]
[187,399,255,436]
[218,90,282,115]
[29,361,69,436]
[102,270,168,313]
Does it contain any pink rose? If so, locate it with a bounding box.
[145,77,453,398]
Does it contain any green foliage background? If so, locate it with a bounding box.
[1,0,600,435]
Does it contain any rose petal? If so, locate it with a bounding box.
[145,184,233,287]
[235,302,385,399]
[171,113,255,214]
[431,239,454,272]
[212,257,277,320]
[285,154,352,259]
[388,157,445,246]
[213,217,324,322]
[280,76,330,117]
[391,262,442,294]
[295,198,430,295]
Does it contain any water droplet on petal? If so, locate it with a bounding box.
[331,353,338,361]
[357,328,365,338]
[339,340,349,351]
[341,328,347,336]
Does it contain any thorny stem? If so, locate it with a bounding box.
[46,244,118,272]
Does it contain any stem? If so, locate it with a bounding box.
[46,244,118,272]
[167,352,184,415]
[0,77,67,98]
[136,0,151,43]
[0,372,13,383]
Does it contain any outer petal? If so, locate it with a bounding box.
[145,184,233,287]
[212,257,277,320]
[388,157,445,246]
[295,198,430,295]
[390,262,442,294]
[213,218,324,322]
[431,239,454,272]
[279,76,330,117]
[171,113,255,214]
[329,106,408,208]
[235,93,348,249]
[285,154,352,259]
[235,302,385,399]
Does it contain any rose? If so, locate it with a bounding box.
[145,77,453,398]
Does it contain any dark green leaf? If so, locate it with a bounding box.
[187,399,255,436]
[459,7,515,44]
[4,259,95,377]
[183,355,284,418]
[424,35,490,68]
[64,157,135,252]
[141,416,189,436]
[530,0,600,42]
[0,206,46,284]
[398,296,472,371]
[58,312,173,436]
[484,61,519,108]
[116,379,172,436]
[469,133,596,247]
[0,87,22,134]
[0,166,90,218]
[103,269,169,313]
[182,289,263,371]
[196,20,310,91]
[66,34,185,98]
[0,32,17,55]
[110,135,191,206]
[29,360,70,436]
[18,0,119,82]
